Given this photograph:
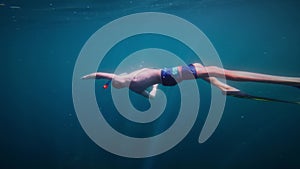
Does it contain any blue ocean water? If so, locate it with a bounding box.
[1,0,300,169]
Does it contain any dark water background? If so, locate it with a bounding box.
[1,0,300,168]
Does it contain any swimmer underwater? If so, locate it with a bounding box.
[81,63,300,104]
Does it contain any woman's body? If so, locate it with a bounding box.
[82,63,300,98]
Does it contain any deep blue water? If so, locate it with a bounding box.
[1,0,300,169]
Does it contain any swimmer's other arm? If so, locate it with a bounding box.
[140,84,158,99]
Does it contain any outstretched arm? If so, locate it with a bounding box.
[81,72,115,80]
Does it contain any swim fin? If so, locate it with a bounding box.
[294,85,300,89]
[225,91,300,105]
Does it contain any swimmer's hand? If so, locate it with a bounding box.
[149,84,158,99]
[140,84,159,99]
[81,73,97,79]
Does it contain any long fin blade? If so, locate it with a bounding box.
[226,91,300,105]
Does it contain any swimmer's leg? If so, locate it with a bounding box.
[202,77,240,94]
[203,77,300,104]
[194,64,300,87]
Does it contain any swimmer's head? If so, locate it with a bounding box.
[111,76,130,89]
